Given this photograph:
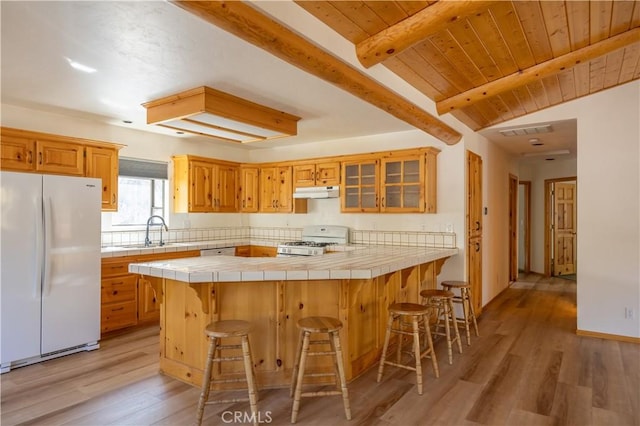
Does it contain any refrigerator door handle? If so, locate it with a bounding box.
[43,196,53,296]
[34,196,43,299]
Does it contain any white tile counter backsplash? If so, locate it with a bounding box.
[101,226,456,249]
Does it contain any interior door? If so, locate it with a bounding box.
[553,182,577,275]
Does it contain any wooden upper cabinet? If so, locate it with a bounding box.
[0,134,35,171]
[341,148,439,213]
[189,160,214,212]
[260,166,293,212]
[0,129,84,175]
[292,163,315,187]
[172,155,238,213]
[85,146,119,211]
[35,140,84,175]
[293,161,340,187]
[213,164,238,212]
[316,161,341,186]
[341,159,379,212]
[1,127,123,211]
[380,156,424,212]
[239,166,260,212]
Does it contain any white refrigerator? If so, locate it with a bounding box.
[1,171,101,373]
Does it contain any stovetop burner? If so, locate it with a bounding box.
[277,225,349,257]
[280,241,337,248]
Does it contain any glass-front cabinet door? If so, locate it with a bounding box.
[380,156,425,212]
[342,160,379,212]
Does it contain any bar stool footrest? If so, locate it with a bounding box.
[205,397,250,405]
[210,377,250,384]
[300,390,343,398]
[382,360,417,372]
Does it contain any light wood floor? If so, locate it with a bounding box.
[2,274,638,425]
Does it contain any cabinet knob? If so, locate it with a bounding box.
[28,151,33,164]
[38,152,43,165]
[475,221,480,231]
[475,242,480,252]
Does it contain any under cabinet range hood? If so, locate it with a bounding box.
[293,186,339,199]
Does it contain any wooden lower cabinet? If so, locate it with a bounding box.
[100,250,200,334]
[157,257,449,388]
[100,259,137,333]
[234,245,277,257]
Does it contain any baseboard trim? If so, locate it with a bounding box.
[576,329,640,344]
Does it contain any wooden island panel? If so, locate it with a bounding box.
[156,257,449,389]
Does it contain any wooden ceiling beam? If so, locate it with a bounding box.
[171,1,462,145]
[437,27,640,115]
[356,1,496,69]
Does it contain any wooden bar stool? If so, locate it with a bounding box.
[376,303,439,395]
[420,289,463,365]
[290,316,351,423]
[196,320,259,426]
[441,280,479,345]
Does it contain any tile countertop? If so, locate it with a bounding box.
[101,239,271,258]
[127,245,458,283]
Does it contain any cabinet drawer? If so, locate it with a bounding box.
[101,259,131,278]
[101,275,137,303]
[101,301,137,333]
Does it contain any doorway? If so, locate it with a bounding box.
[544,178,577,278]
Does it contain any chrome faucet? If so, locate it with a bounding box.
[145,215,169,247]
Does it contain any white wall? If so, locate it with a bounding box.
[493,80,640,339]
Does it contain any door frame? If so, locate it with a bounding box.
[518,181,531,274]
[544,176,577,277]
[508,174,518,282]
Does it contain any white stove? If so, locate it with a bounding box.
[277,225,349,257]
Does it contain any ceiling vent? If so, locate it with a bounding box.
[142,86,300,143]
[499,124,553,137]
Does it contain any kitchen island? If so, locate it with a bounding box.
[129,245,457,389]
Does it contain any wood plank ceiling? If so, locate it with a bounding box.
[296,1,640,131]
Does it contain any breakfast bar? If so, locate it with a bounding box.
[129,245,457,389]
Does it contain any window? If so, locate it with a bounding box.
[112,158,168,227]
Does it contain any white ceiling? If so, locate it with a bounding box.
[1,1,576,160]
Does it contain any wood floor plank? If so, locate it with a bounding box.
[2,276,639,426]
[505,408,557,425]
[517,349,563,416]
[465,353,525,424]
[551,382,593,426]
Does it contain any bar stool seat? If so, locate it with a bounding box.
[441,280,479,345]
[196,320,259,426]
[420,289,462,364]
[290,316,351,423]
[376,303,439,395]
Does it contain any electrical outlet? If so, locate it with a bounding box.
[625,307,635,320]
[445,223,454,233]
